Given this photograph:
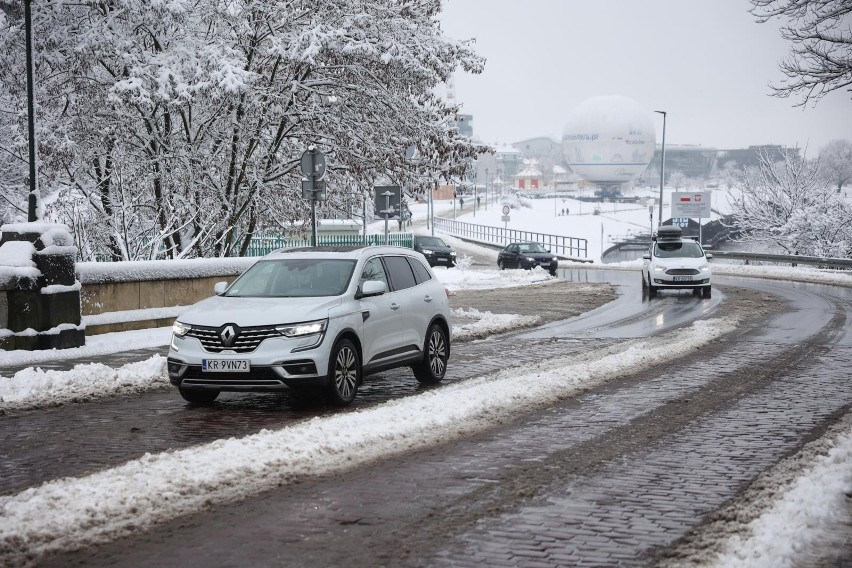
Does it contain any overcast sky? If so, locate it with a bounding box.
[439,0,852,157]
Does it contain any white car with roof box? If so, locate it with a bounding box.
[167,246,451,406]
[642,226,713,298]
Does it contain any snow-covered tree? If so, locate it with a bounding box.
[727,148,852,256]
[0,0,486,260]
[749,0,852,106]
[668,171,686,190]
[818,139,852,193]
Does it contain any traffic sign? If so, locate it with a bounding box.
[302,179,326,200]
[501,215,511,222]
[671,191,711,218]
[300,147,327,180]
[502,205,510,215]
[373,185,401,217]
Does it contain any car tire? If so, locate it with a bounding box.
[549,267,557,277]
[448,261,456,268]
[497,259,504,270]
[413,323,448,385]
[326,338,360,406]
[702,286,712,299]
[179,388,219,405]
[648,283,657,297]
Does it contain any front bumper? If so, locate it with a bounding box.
[651,277,711,288]
[424,252,455,265]
[521,259,558,271]
[167,333,330,391]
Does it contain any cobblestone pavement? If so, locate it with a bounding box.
[0,281,617,496]
[32,276,852,567]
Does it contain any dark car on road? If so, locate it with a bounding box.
[413,235,457,268]
[497,242,558,276]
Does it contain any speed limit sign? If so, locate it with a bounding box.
[502,205,510,215]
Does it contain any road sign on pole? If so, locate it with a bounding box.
[300,147,328,246]
[300,147,327,180]
[373,185,401,217]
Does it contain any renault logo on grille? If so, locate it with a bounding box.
[219,324,240,348]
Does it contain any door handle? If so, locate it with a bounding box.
[390,303,400,310]
[423,295,433,303]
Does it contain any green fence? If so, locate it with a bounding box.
[236,232,414,257]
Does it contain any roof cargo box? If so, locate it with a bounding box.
[655,226,683,240]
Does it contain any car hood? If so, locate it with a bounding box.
[653,256,708,269]
[419,244,453,253]
[176,295,344,327]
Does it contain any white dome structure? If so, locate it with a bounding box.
[562,95,656,192]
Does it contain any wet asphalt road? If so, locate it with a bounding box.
[3,268,852,567]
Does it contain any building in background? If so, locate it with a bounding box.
[647,144,719,182]
[458,108,800,196]
[456,114,473,138]
[514,159,543,189]
[716,145,801,171]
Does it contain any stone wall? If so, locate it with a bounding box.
[76,257,256,335]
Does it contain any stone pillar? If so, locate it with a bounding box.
[0,222,85,351]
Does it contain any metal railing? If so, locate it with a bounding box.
[710,250,852,269]
[433,217,589,260]
[236,232,413,256]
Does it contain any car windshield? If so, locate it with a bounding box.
[224,258,356,297]
[417,237,446,247]
[517,243,547,253]
[654,241,704,259]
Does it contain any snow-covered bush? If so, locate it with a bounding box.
[454,254,473,273]
[501,195,532,211]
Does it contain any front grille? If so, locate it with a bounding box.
[181,366,284,386]
[185,325,280,353]
[666,268,700,275]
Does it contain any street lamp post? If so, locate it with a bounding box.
[25,0,39,221]
[654,110,666,228]
[485,167,489,210]
[472,172,477,217]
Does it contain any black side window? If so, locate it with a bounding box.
[407,256,432,284]
[360,257,389,288]
[384,255,417,291]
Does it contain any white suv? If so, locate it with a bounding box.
[167,246,451,406]
[642,226,713,298]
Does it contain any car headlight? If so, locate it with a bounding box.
[698,263,710,271]
[276,319,328,337]
[653,264,668,272]
[450,251,457,256]
[422,249,434,255]
[172,321,191,337]
[525,256,535,262]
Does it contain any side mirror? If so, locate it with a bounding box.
[642,253,651,260]
[214,281,228,295]
[357,279,387,298]
[705,253,713,260]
